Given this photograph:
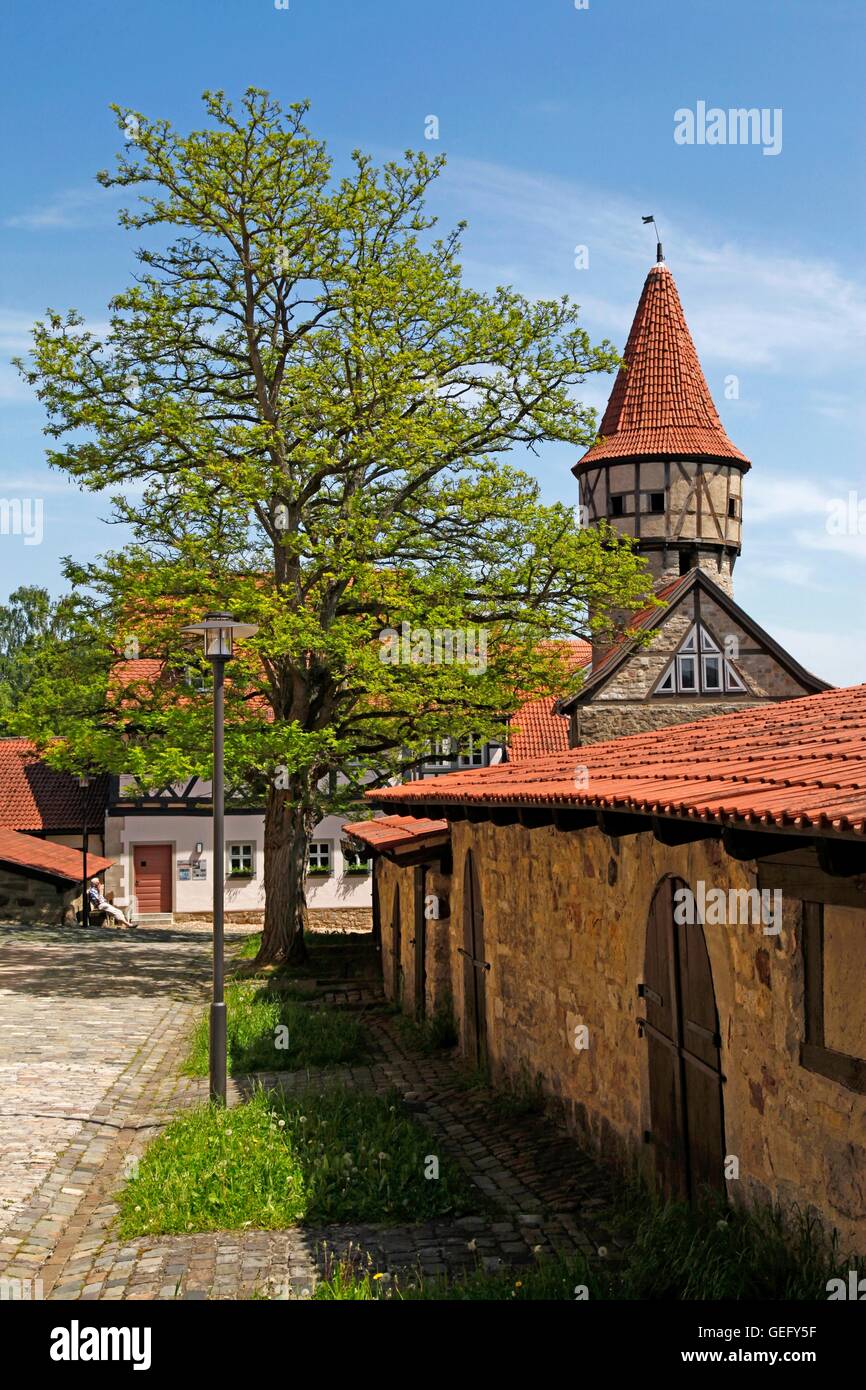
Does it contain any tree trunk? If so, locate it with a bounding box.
[256,781,311,966]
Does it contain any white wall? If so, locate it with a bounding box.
[109,810,372,916]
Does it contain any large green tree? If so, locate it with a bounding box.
[15,90,652,963]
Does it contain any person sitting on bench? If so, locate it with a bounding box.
[88,877,134,928]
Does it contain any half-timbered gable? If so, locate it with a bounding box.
[562,568,829,745]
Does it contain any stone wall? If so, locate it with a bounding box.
[172,906,372,932]
[376,857,452,1019]
[306,906,372,933]
[573,698,768,745]
[0,868,71,925]
[445,819,866,1253]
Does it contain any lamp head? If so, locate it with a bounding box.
[180,611,259,661]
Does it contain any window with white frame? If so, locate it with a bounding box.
[655,623,747,696]
[185,665,212,691]
[458,734,485,767]
[424,737,455,768]
[227,842,255,877]
[343,847,372,875]
[308,840,332,875]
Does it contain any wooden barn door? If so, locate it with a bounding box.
[413,866,427,1022]
[461,851,488,1065]
[390,885,403,1004]
[642,876,725,1202]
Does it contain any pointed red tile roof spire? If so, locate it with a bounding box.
[575,263,750,471]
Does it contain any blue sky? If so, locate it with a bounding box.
[1,0,864,682]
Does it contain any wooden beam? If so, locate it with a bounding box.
[596,810,650,838]
[722,828,804,862]
[518,808,554,830]
[651,816,720,847]
[815,838,866,879]
[801,1042,866,1095]
[758,851,866,910]
[553,809,597,833]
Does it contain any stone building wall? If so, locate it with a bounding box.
[445,819,866,1253]
[0,868,71,924]
[171,906,373,932]
[375,857,452,1019]
[573,699,768,745]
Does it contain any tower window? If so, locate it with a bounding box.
[610,495,625,518]
[649,492,665,514]
[728,498,738,518]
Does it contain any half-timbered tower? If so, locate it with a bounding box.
[563,256,829,744]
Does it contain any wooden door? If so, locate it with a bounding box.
[390,885,403,1004]
[413,866,427,1022]
[132,844,172,914]
[642,876,725,1201]
[461,851,488,1065]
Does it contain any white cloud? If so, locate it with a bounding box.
[3,184,121,231]
[437,159,866,375]
[744,476,839,524]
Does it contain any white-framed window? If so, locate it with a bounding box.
[655,623,747,696]
[227,842,255,877]
[424,737,455,768]
[458,734,485,767]
[185,665,212,691]
[343,847,372,875]
[308,840,332,875]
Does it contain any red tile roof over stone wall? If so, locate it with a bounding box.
[576,263,749,469]
[372,683,866,838]
[0,740,110,832]
[0,827,112,883]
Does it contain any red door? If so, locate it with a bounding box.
[133,844,172,913]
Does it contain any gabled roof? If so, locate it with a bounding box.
[0,827,112,883]
[370,682,866,839]
[0,740,110,832]
[575,263,749,471]
[559,568,830,709]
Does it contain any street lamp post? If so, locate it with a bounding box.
[78,774,92,928]
[180,612,258,1105]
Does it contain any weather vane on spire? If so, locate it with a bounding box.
[642,214,664,263]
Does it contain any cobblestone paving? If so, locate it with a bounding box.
[0,923,252,1289]
[0,926,620,1300]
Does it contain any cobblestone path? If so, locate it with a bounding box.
[0,925,620,1300]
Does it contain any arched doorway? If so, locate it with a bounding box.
[461,850,488,1065]
[641,876,726,1201]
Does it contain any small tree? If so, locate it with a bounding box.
[0,587,71,734]
[15,90,652,964]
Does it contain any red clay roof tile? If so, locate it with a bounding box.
[371,683,866,838]
[0,740,110,832]
[575,264,749,470]
[343,815,449,852]
[0,827,112,883]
